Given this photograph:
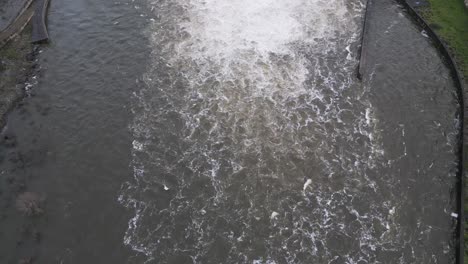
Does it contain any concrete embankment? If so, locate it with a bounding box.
[1,0,51,46]
[31,0,50,43]
[357,0,372,80]
[0,0,34,48]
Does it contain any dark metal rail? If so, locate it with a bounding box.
[357,0,372,80]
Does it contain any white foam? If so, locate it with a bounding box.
[132,140,143,151]
[120,0,401,262]
[303,179,312,192]
[181,0,307,56]
[271,211,279,219]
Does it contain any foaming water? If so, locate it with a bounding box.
[119,0,456,263]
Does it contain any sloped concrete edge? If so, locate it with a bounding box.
[0,0,34,48]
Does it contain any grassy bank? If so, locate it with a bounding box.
[420,0,468,79]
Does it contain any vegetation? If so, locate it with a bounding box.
[0,24,34,129]
[420,0,468,79]
[0,25,32,61]
[15,192,45,216]
[0,41,21,60]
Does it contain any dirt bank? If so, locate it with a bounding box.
[0,25,38,130]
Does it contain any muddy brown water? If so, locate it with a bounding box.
[0,0,461,263]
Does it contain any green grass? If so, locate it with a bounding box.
[420,0,468,79]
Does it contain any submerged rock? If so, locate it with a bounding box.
[15,192,45,216]
[18,257,33,264]
[2,133,17,148]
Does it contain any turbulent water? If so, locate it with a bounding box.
[0,0,458,262]
[118,0,458,263]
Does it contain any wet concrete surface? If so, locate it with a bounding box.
[0,0,28,31]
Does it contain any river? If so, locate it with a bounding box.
[0,0,460,263]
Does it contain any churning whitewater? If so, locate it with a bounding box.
[117,0,455,263]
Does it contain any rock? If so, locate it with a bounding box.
[16,75,27,84]
[15,192,45,216]
[18,257,33,264]
[407,0,429,8]
[25,53,34,62]
[465,0,468,9]
[6,176,15,184]
[2,133,17,148]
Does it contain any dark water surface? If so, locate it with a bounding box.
[0,0,149,262]
[0,0,460,263]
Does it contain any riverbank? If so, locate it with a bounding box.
[0,24,45,263]
[0,25,37,130]
[1,0,150,261]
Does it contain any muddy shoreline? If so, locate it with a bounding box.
[0,24,44,263]
[0,25,39,130]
